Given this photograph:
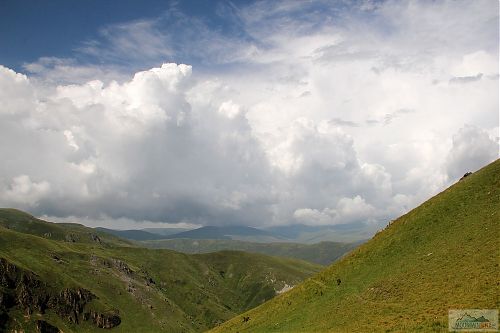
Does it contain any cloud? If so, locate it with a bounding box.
[329,118,359,127]
[259,117,397,226]
[0,175,51,207]
[451,50,498,77]
[446,125,498,180]
[218,100,242,119]
[39,214,200,230]
[293,207,336,226]
[0,0,498,231]
[336,195,376,223]
[22,57,127,85]
[0,66,35,115]
[293,195,376,226]
[78,20,173,65]
[0,63,277,225]
[74,8,261,69]
[449,73,483,84]
[364,109,416,126]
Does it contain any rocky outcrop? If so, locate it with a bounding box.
[460,171,473,180]
[35,320,60,333]
[64,233,79,242]
[85,310,121,328]
[0,258,49,316]
[90,256,133,276]
[90,233,102,243]
[49,288,95,323]
[110,258,133,275]
[0,258,121,330]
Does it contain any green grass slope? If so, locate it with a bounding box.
[142,239,360,265]
[0,209,130,246]
[210,159,500,333]
[0,211,322,332]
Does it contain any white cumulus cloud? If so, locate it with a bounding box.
[0,0,498,231]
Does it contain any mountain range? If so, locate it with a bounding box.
[141,239,361,265]
[0,209,321,332]
[97,222,374,244]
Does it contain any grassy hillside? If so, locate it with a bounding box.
[0,210,322,332]
[141,239,360,265]
[0,209,130,246]
[210,159,500,333]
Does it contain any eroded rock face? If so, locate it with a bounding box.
[49,288,95,323]
[0,257,121,330]
[35,319,60,333]
[65,233,78,242]
[460,171,473,180]
[90,233,102,243]
[0,259,49,316]
[0,257,20,286]
[85,310,122,328]
[110,258,133,275]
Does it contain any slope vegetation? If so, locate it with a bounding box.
[142,239,360,265]
[210,160,500,333]
[0,210,321,332]
[0,208,130,246]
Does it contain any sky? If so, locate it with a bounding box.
[0,0,498,230]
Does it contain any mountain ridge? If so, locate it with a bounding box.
[163,225,283,241]
[141,238,362,265]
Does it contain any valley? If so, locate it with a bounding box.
[0,210,321,332]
